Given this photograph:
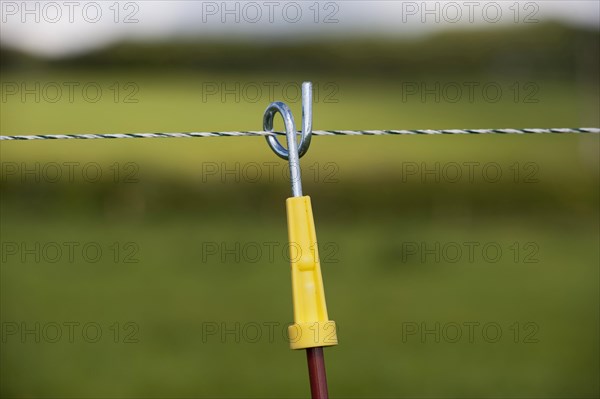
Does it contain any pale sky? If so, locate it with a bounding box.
[1,1,599,57]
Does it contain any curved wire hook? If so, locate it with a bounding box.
[263,101,303,197]
[264,82,313,160]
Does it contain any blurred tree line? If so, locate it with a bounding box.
[1,22,598,78]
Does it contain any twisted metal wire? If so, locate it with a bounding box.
[1,128,598,141]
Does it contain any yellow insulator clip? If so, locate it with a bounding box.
[286,195,338,350]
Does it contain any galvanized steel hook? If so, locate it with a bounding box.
[264,82,313,160]
[263,82,313,197]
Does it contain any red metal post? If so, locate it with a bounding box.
[306,347,329,399]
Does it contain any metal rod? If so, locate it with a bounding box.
[306,347,329,399]
[286,82,313,198]
[286,111,303,197]
[298,82,313,157]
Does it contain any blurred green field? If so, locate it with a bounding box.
[1,70,599,398]
[1,212,598,398]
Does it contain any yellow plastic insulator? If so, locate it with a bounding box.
[286,196,338,350]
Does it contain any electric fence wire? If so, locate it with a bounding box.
[1,128,599,141]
